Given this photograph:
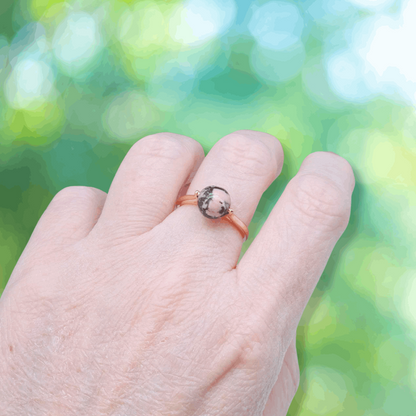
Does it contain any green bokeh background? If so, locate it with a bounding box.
[1,0,415,414]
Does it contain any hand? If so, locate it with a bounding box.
[0,130,354,415]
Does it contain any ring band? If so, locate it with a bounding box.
[174,185,249,242]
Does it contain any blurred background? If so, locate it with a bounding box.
[0,0,415,414]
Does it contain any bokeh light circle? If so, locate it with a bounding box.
[102,91,159,141]
[117,1,166,55]
[4,58,55,110]
[248,1,304,51]
[168,0,237,46]
[250,41,306,84]
[325,49,374,103]
[52,12,103,75]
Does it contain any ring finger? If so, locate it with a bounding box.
[167,130,284,269]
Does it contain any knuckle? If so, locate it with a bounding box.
[305,152,355,193]
[230,297,283,367]
[53,186,103,205]
[325,152,354,174]
[291,174,351,231]
[221,132,277,178]
[135,133,190,161]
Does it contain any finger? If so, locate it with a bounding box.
[4,186,106,291]
[95,133,205,238]
[263,335,299,416]
[27,186,107,249]
[167,130,284,268]
[238,152,355,340]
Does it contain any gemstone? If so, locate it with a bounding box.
[197,186,231,219]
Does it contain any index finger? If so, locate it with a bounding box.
[237,152,355,342]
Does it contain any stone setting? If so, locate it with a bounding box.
[197,186,231,219]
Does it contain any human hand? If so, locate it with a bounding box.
[0,130,355,415]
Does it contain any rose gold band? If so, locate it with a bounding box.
[174,194,249,242]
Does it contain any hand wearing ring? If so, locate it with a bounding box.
[0,130,355,416]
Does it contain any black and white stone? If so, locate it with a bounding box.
[197,186,231,219]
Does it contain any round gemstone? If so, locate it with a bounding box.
[197,186,231,219]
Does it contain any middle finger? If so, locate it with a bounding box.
[169,130,284,268]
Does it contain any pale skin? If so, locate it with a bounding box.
[0,130,355,415]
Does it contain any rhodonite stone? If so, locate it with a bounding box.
[197,186,231,219]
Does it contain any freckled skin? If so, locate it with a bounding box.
[197,186,231,219]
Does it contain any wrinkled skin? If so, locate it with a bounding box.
[0,130,355,415]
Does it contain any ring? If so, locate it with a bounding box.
[174,185,249,242]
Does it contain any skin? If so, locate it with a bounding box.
[0,130,355,415]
